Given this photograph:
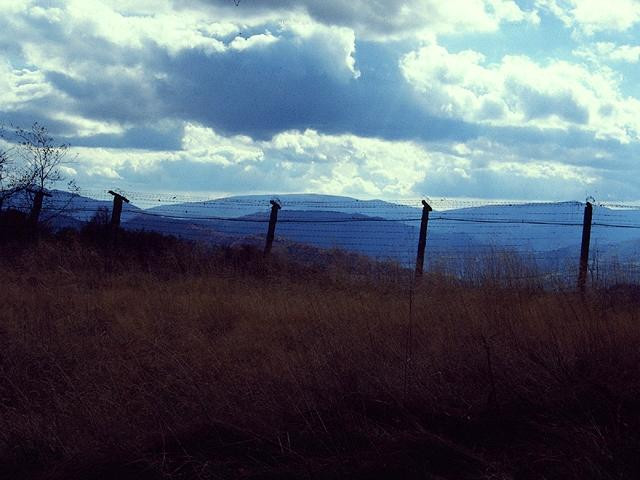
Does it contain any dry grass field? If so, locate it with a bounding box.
[1,229,640,479]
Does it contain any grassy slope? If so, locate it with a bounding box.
[1,233,640,479]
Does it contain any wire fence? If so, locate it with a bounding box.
[4,188,640,288]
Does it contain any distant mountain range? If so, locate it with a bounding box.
[7,190,640,276]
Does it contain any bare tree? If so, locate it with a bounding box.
[14,122,70,193]
[11,122,78,225]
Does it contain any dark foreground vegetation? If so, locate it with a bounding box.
[1,220,640,479]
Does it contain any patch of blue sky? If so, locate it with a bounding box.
[438,11,576,64]
[580,25,640,98]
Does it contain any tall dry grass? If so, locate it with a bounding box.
[1,232,640,479]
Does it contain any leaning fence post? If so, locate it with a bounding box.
[28,189,52,227]
[415,200,432,279]
[264,199,281,257]
[578,201,593,294]
[108,190,130,228]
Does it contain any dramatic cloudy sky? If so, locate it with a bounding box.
[2,0,640,201]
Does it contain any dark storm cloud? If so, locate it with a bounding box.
[510,82,590,124]
[0,7,173,149]
[63,124,185,151]
[6,2,477,149]
[477,124,640,174]
[154,39,478,142]
[479,124,621,154]
[0,110,73,138]
[46,70,162,124]
[178,0,432,37]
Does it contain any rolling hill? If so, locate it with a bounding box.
[8,190,640,274]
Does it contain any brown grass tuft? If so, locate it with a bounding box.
[1,232,640,479]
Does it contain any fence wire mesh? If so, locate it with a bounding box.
[4,188,640,288]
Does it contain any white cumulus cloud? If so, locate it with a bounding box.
[574,42,640,63]
[400,41,640,142]
[536,0,640,34]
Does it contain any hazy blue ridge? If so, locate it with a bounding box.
[6,190,640,272]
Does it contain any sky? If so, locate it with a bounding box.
[1,0,640,202]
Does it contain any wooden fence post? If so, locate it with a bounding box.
[28,189,52,227]
[108,190,130,228]
[415,200,432,279]
[264,199,281,257]
[578,201,593,294]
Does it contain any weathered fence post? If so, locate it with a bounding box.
[578,201,593,294]
[264,199,281,257]
[415,200,432,279]
[28,189,52,227]
[108,190,130,228]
